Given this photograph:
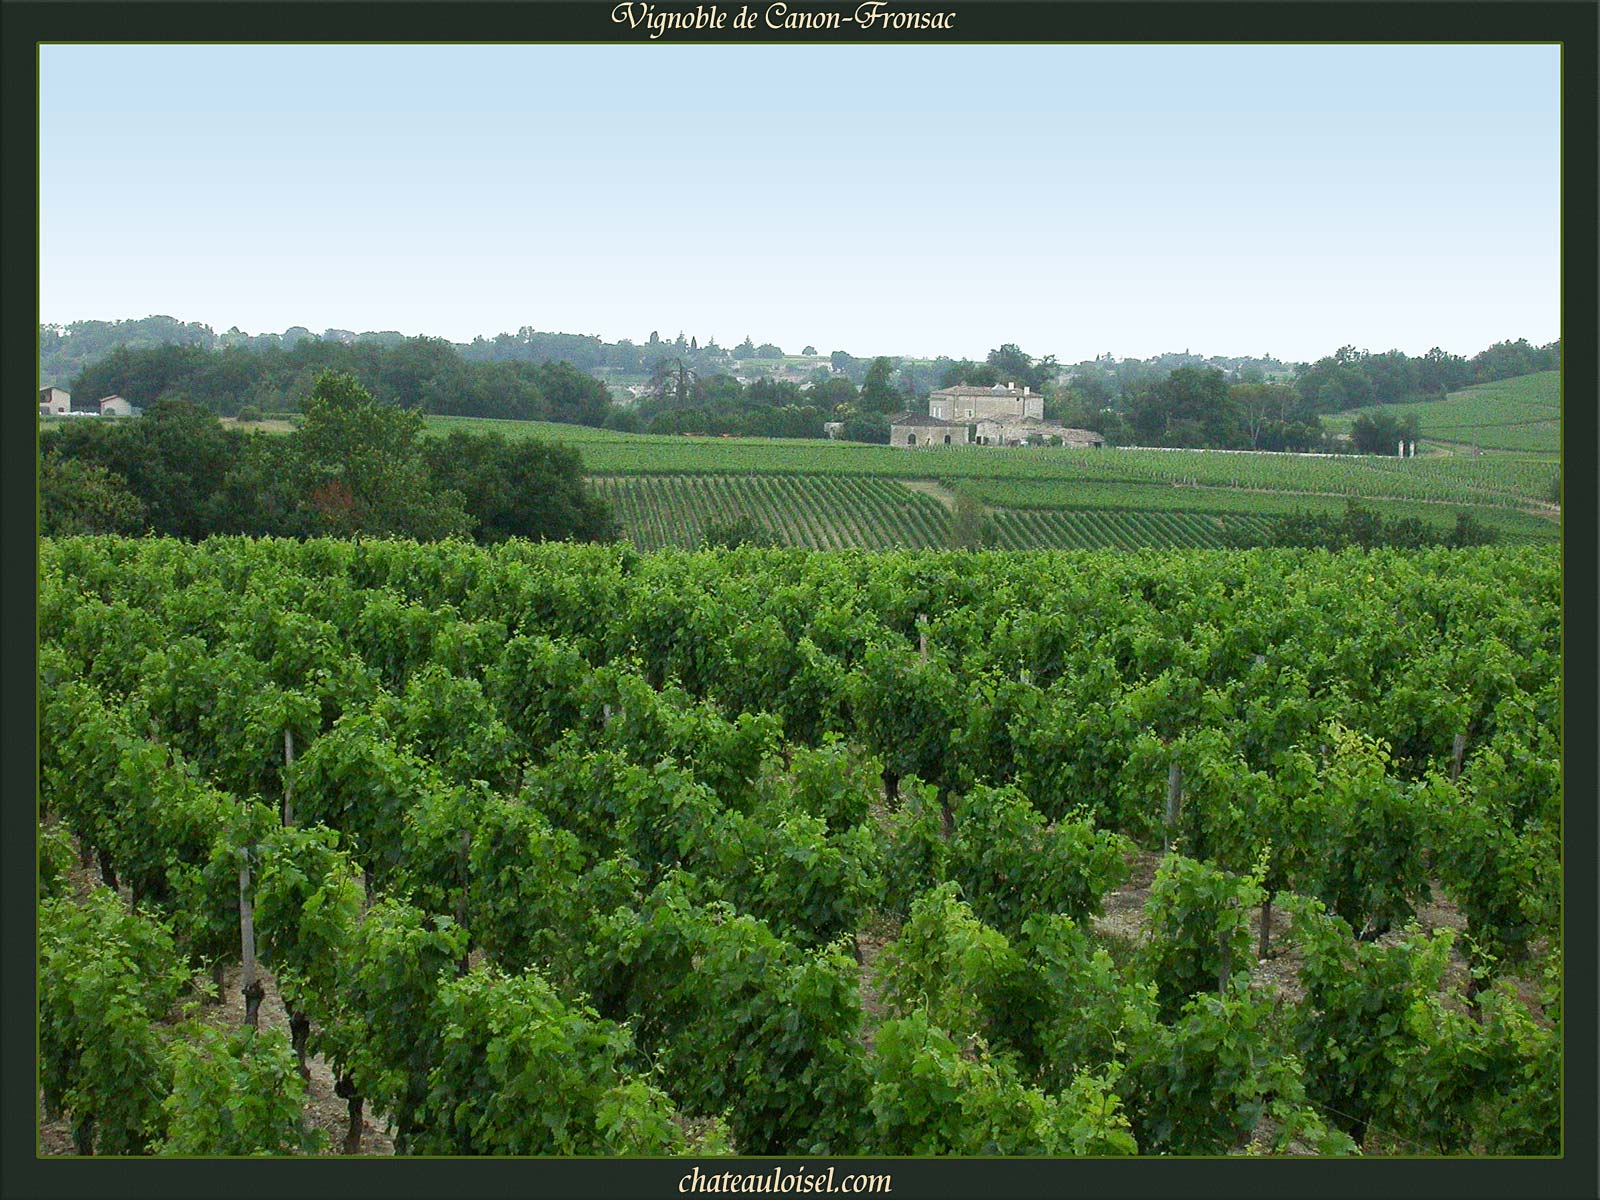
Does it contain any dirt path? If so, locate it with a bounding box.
[899,479,960,512]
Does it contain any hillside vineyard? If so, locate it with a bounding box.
[38,537,1561,1156]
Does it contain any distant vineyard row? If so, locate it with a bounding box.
[588,475,1283,550]
[1322,372,1561,456]
[588,475,1549,551]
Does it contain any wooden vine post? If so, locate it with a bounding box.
[1219,897,1240,993]
[239,844,264,1029]
[282,727,296,827]
[1163,761,1183,854]
[455,827,473,976]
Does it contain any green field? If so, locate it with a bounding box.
[1322,371,1560,455]
[424,412,1559,549]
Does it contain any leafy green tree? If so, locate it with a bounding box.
[938,359,999,388]
[985,344,1057,393]
[422,431,618,544]
[1350,411,1421,455]
[1127,367,1241,448]
[289,371,471,539]
[858,357,900,414]
[38,454,148,536]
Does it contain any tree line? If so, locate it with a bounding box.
[65,338,614,426]
[39,373,617,545]
[45,318,1559,457]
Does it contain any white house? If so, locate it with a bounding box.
[97,394,141,417]
[39,386,70,415]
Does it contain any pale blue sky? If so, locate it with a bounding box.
[40,43,1560,362]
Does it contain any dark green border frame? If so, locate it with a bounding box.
[4,3,1595,1198]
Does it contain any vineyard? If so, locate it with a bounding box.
[420,413,1560,552]
[590,475,1287,550]
[1322,372,1561,456]
[38,536,1562,1158]
[427,415,1558,505]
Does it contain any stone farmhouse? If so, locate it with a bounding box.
[891,380,1104,449]
[928,381,1045,422]
[975,417,1104,448]
[889,411,970,447]
[39,386,70,415]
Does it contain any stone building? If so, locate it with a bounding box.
[97,395,141,417]
[975,417,1104,448]
[927,382,1045,422]
[889,412,970,447]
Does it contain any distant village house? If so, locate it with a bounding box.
[39,386,70,415]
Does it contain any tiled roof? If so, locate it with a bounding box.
[931,385,1027,397]
[890,412,965,427]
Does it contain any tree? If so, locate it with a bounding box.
[1350,412,1420,456]
[1126,367,1241,448]
[290,371,471,539]
[938,359,999,388]
[649,356,697,409]
[1230,383,1304,449]
[858,357,900,414]
[985,344,1057,393]
[38,454,147,536]
[423,431,618,544]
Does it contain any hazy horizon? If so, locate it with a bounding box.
[40,43,1561,364]
[35,309,1561,370]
